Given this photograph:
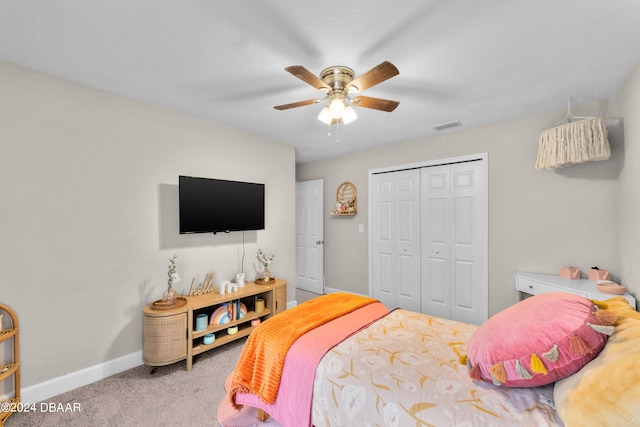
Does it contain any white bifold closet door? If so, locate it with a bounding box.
[371,168,421,312]
[371,159,486,324]
[420,161,485,325]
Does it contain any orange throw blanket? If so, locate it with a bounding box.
[230,292,378,409]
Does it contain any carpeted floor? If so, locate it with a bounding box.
[7,338,246,427]
[294,288,319,305]
[6,289,321,427]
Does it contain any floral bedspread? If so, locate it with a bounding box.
[311,309,563,427]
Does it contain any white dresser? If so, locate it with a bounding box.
[516,271,636,309]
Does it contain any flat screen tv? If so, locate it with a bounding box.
[179,175,265,234]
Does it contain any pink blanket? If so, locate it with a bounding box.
[234,302,389,427]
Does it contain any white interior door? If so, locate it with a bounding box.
[295,179,324,294]
[421,160,486,325]
[371,169,421,311]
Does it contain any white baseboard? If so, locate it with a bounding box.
[21,351,143,403]
[21,294,365,402]
[323,287,369,297]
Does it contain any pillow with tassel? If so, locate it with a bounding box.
[464,292,614,387]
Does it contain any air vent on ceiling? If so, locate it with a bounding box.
[433,120,463,131]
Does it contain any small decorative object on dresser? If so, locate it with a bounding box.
[163,254,181,305]
[596,280,627,295]
[256,249,275,284]
[195,313,208,331]
[151,254,187,310]
[560,266,580,279]
[235,272,246,287]
[255,298,265,314]
[588,266,610,281]
[219,280,238,295]
[203,333,215,345]
[188,273,217,297]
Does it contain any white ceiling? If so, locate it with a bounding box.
[2,1,639,164]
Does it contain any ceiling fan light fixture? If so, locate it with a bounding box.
[342,106,358,124]
[329,97,346,119]
[317,106,332,125]
[275,61,400,129]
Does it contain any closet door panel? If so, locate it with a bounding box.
[450,161,486,325]
[397,201,421,311]
[377,200,392,241]
[427,198,447,244]
[398,254,420,311]
[423,195,450,318]
[453,260,480,324]
[453,260,473,308]
[376,253,393,293]
[371,169,420,310]
[424,256,449,318]
[421,166,451,318]
[371,175,394,307]
[453,197,473,246]
[372,194,395,308]
[395,171,421,311]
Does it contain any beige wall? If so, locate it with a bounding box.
[3,56,638,391]
[617,59,640,291]
[0,61,296,387]
[298,101,627,316]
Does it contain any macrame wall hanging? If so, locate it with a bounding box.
[535,100,611,170]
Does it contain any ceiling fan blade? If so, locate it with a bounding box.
[347,61,399,93]
[351,96,399,112]
[285,66,331,92]
[274,98,322,110]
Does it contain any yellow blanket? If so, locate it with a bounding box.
[230,292,377,409]
[554,297,640,426]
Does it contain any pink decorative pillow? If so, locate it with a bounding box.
[465,292,613,387]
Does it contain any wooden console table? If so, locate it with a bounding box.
[142,279,286,370]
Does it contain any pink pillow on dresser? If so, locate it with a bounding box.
[465,292,613,387]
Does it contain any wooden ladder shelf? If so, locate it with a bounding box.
[0,304,20,427]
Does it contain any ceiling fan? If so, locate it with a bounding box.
[274,61,400,125]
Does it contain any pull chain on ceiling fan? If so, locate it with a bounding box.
[274,61,400,128]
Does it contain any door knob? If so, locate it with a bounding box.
[316,240,323,245]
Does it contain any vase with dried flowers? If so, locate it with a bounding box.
[257,249,275,282]
[163,254,181,304]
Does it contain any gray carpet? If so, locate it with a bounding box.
[6,289,321,427]
[7,338,246,427]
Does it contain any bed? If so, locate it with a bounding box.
[221,292,640,427]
